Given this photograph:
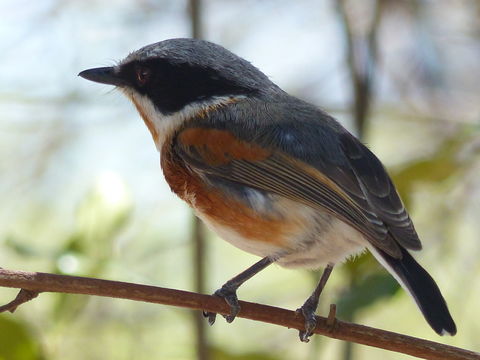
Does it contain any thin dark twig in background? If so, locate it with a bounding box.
[335,2,383,359]
[188,1,210,360]
[337,0,382,139]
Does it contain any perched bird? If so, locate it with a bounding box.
[79,38,456,341]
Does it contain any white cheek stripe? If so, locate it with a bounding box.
[120,88,245,151]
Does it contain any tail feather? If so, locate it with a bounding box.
[371,246,457,336]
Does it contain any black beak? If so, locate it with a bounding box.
[78,67,127,87]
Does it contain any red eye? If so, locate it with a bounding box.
[136,66,151,86]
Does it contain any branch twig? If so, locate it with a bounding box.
[0,268,478,360]
[0,288,40,313]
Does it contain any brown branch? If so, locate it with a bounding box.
[0,288,40,313]
[0,268,478,360]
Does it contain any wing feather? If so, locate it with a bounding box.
[174,127,405,257]
[339,132,421,250]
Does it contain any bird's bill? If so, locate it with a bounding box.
[78,67,126,86]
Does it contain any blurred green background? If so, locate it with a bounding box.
[1,1,479,359]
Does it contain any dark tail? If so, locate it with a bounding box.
[371,246,457,336]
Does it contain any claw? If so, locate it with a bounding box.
[201,257,274,327]
[299,330,312,343]
[203,310,217,326]
[296,303,317,343]
[216,287,240,322]
[203,285,240,325]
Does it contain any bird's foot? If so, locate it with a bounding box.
[296,297,319,343]
[296,303,337,342]
[203,285,240,325]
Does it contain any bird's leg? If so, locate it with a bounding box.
[297,263,334,342]
[204,256,273,325]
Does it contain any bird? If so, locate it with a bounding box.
[79,38,456,341]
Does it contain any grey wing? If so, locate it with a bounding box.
[256,113,421,252]
[337,131,421,250]
[176,100,421,257]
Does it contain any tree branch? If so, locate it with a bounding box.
[0,288,39,313]
[0,268,477,360]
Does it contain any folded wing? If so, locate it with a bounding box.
[173,124,421,258]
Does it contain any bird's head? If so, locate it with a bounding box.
[79,38,274,148]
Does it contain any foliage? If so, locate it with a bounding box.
[0,316,44,360]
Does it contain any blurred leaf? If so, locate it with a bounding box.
[0,315,44,360]
[342,251,377,274]
[336,272,400,319]
[3,235,40,257]
[391,133,468,207]
[51,291,91,323]
[338,254,401,319]
[51,174,133,320]
[60,233,86,255]
[54,173,132,273]
[72,176,132,260]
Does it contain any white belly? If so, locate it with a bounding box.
[196,196,368,270]
[276,217,367,269]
